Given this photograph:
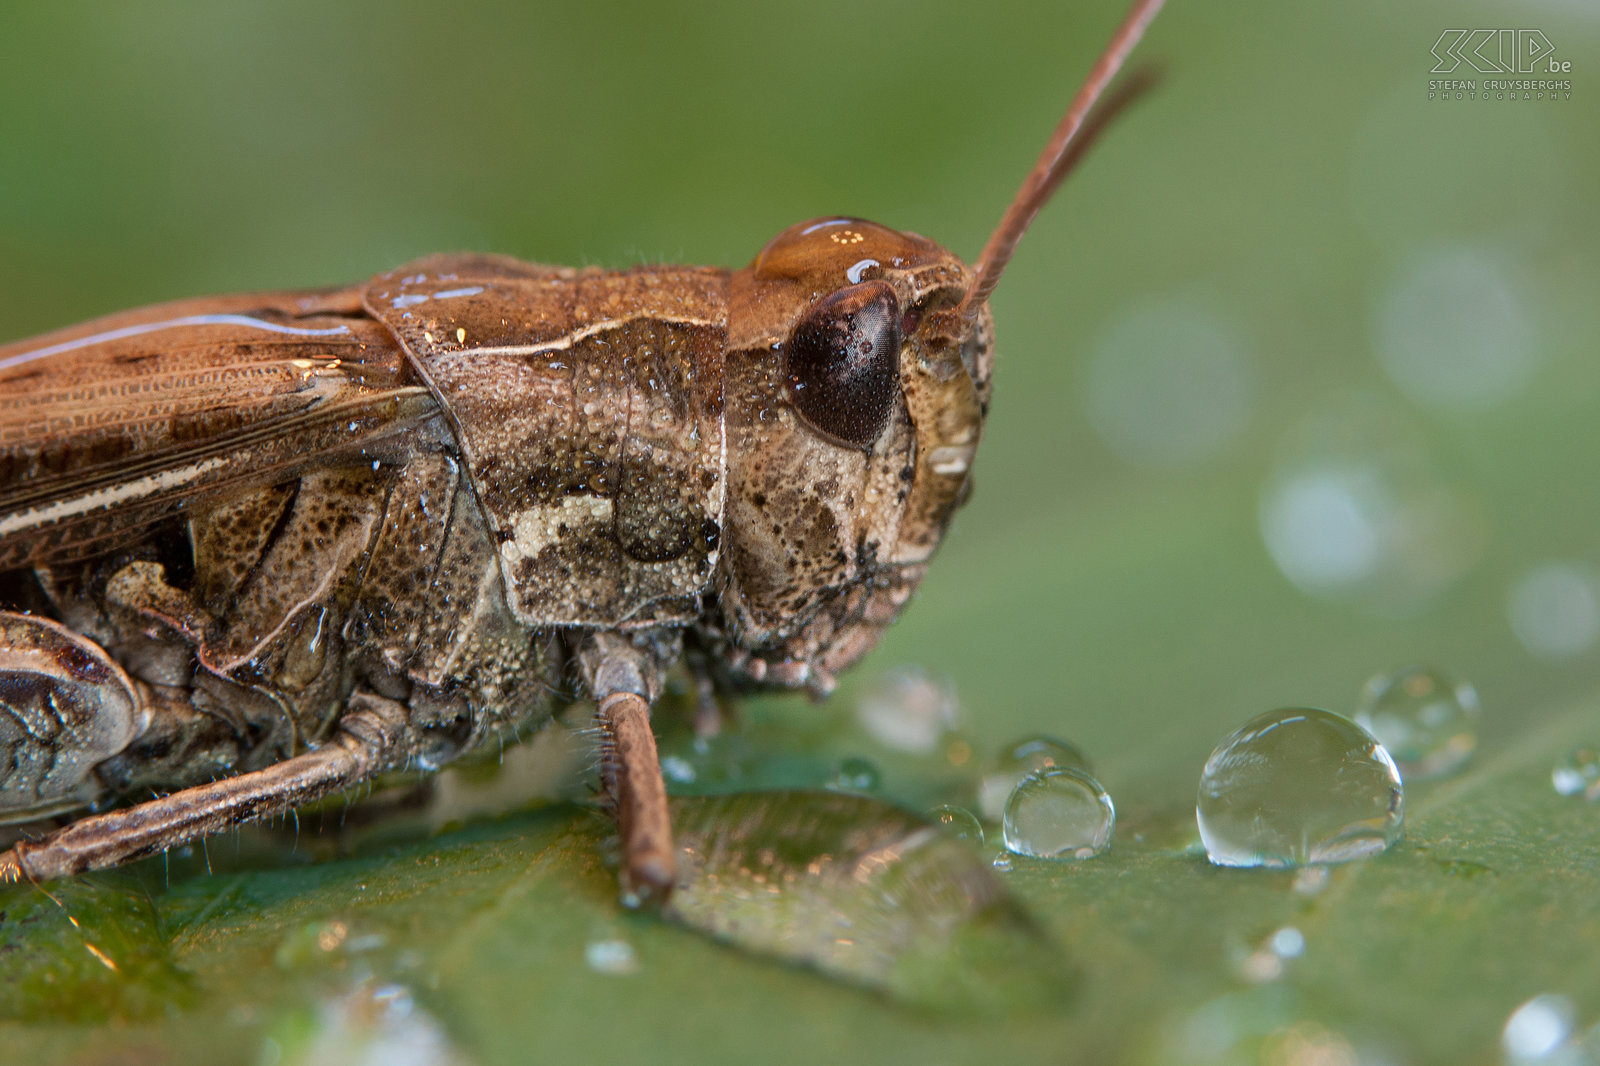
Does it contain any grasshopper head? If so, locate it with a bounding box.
[744,216,991,562]
[710,2,1162,692]
[714,219,990,691]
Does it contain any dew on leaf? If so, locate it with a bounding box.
[1354,664,1478,780]
[1197,708,1404,868]
[1001,768,1114,861]
[977,735,1094,823]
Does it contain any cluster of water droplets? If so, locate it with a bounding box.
[851,671,1117,864]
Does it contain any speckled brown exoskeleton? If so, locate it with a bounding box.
[0,0,1163,902]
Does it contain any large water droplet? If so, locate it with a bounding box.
[1354,665,1479,780]
[854,666,961,754]
[1552,745,1600,800]
[1002,768,1114,860]
[1197,708,1404,868]
[977,735,1094,822]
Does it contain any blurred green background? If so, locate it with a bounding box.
[1,1,1597,1064]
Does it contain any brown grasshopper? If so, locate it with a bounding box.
[0,0,1163,903]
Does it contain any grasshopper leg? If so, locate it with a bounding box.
[580,633,678,905]
[0,693,406,884]
[595,692,676,906]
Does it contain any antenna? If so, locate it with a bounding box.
[959,0,1166,325]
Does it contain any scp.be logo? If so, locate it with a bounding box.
[1430,30,1571,74]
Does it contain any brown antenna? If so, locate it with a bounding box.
[959,0,1166,325]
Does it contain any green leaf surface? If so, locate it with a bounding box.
[1,1,1597,1064]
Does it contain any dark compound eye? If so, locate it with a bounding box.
[784,280,902,450]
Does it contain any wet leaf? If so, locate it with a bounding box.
[665,791,1074,1014]
[1,0,1598,1064]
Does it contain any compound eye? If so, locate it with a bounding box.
[784,280,902,450]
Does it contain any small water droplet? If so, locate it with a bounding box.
[1002,768,1115,861]
[1197,708,1404,868]
[1354,665,1479,780]
[978,735,1094,822]
[854,666,961,754]
[1552,745,1600,800]
[991,853,1014,872]
[1502,993,1576,1062]
[929,804,984,844]
[584,938,640,976]
[827,756,881,793]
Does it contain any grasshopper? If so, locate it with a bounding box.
[0,0,1162,902]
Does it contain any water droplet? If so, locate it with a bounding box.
[827,756,881,793]
[584,937,639,976]
[1354,665,1479,780]
[1552,745,1600,800]
[978,735,1094,822]
[1509,562,1600,660]
[1502,993,1576,1062]
[1002,768,1115,861]
[1197,708,1404,868]
[1084,296,1255,468]
[854,666,961,754]
[929,804,984,844]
